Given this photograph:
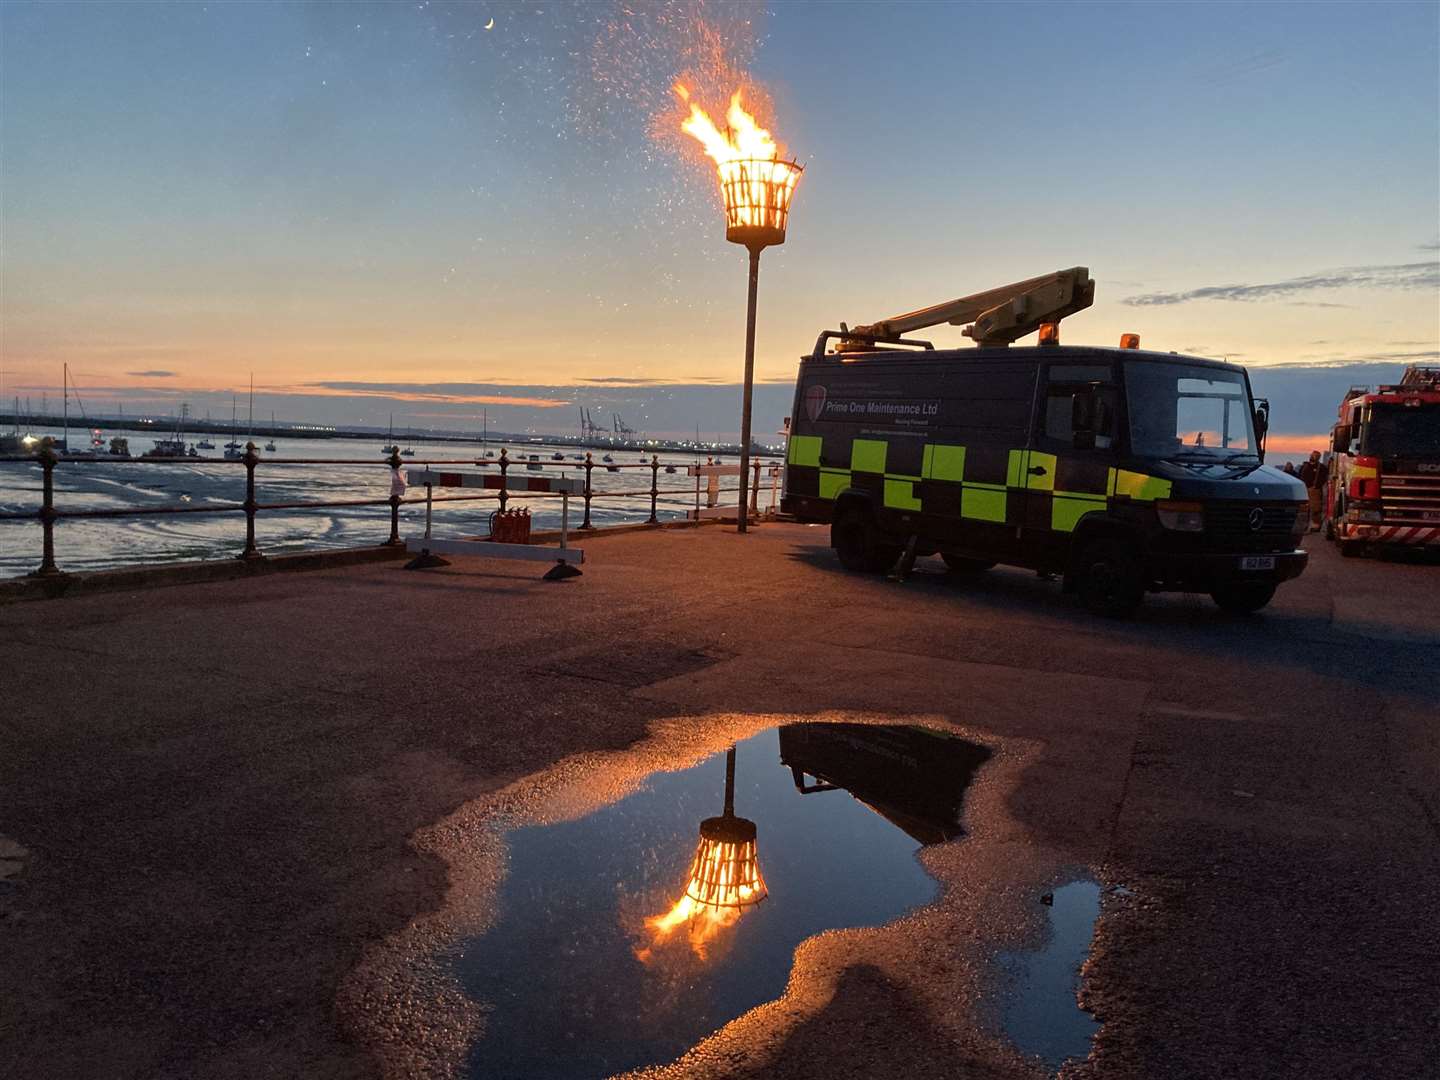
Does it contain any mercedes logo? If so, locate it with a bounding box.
[1248,507,1265,531]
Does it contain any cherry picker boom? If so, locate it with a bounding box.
[834,267,1096,353]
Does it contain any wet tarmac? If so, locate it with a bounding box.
[3,528,1436,1080]
[997,880,1102,1070]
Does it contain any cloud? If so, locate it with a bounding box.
[1418,240,1440,251]
[577,376,666,385]
[302,381,571,408]
[1121,261,1440,306]
[1246,361,1428,438]
[126,369,178,378]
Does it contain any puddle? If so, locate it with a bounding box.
[997,879,1103,1071]
[453,723,990,1079]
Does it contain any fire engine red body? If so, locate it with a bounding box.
[1325,366,1440,555]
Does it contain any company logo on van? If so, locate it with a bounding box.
[804,384,828,422]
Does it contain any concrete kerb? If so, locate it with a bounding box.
[0,544,411,605]
[0,518,734,605]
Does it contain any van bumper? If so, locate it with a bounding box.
[1145,548,1308,591]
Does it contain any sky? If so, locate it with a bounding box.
[2,0,1437,442]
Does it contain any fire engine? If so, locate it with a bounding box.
[1324,366,1440,556]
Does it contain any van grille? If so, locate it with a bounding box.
[1204,503,1298,550]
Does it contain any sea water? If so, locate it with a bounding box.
[0,428,764,578]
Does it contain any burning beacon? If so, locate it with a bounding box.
[676,85,804,533]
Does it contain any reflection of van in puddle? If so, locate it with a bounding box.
[779,723,990,844]
[783,275,1310,616]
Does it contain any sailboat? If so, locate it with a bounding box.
[265,411,277,452]
[197,409,215,450]
[248,376,258,455]
[401,424,415,457]
[381,413,399,456]
[225,377,257,458]
[479,409,495,457]
[144,403,195,457]
[56,364,84,456]
[224,396,243,457]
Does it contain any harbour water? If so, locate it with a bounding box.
[0,427,776,579]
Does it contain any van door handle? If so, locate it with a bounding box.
[1028,465,1048,476]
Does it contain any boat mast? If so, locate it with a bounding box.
[63,363,69,448]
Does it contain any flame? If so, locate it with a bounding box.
[637,835,766,962]
[674,84,800,235]
[676,85,781,167]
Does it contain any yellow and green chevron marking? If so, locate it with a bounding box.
[788,435,1172,533]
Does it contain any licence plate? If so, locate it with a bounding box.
[1240,556,1275,571]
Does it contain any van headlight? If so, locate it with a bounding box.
[1156,499,1204,532]
[1291,507,1310,535]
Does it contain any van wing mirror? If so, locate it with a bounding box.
[1330,424,1349,454]
[1252,398,1270,461]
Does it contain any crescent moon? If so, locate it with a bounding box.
[484,17,494,29]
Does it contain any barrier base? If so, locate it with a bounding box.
[404,536,586,580]
[404,549,452,570]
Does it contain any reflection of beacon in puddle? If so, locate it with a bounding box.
[640,746,767,960]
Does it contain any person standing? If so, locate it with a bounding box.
[1298,450,1325,531]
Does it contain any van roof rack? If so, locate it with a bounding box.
[828,267,1095,354]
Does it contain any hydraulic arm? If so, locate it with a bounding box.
[837,266,1095,351]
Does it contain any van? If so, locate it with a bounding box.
[781,339,1309,615]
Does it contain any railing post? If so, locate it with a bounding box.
[238,443,264,561]
[33,445,61,577]
[384,449,403,546]
[581,452,594,530]
[648,455,659,524]
[750,458,762,516]
[498,448,509,512]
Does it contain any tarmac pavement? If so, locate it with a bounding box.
[1,524,1436,1079]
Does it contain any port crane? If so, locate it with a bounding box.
[578,407,607,439]
[831,266,1096,353]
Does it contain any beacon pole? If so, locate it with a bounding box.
[738,247,761,533]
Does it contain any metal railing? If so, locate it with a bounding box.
[0,446,780,578]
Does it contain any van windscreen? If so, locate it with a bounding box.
[1125,362,1256,461]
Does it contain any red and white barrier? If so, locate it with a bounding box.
[684,463,783,521]
[403,469,585,578]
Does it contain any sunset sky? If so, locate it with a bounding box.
[2,0,1437,441]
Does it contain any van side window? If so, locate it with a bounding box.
[1041,365,1116,449]
[1044,393,1077,441]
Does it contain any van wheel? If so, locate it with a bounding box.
[832,505,901,573]
[1211,582,1276,613]
[941,553,995,573]
[1076,538,1144,617]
